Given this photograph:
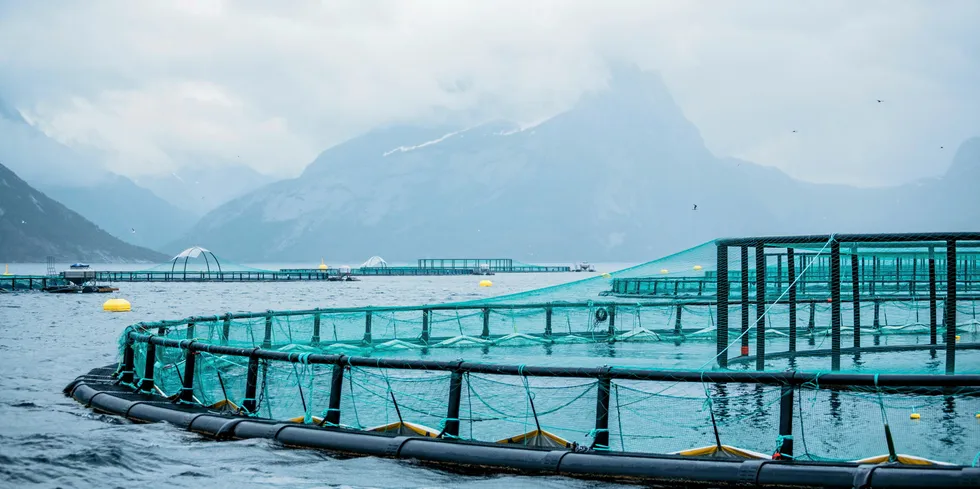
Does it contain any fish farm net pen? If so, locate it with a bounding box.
[69,232,980,487]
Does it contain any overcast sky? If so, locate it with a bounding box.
[1,0,978,186]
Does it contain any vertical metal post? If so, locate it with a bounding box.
[243,354,259,413]
[312,311,321,345]
[119,339,135,384]
[443,371,463,438]
[831,239,841,371]
[481,307,490,338]
[421,309,430,344]
[178,345,196,403]
[741,246,750,356]
[755,243,766,371]
[787,248,797,353]
[140,337,157,392]
[777,253,783,291]
[608,306,616,337]
[593,375,611,450]
[929,247,938,345]
[674,304,683,336]
[946,239,957,374]
[324,363,345,426]
[186,321,196,340]
[874,300,881,329]
[544,306,553,337]
[262,312,273,348]
[363,311,373,345]
[716,245,729,368]
[221,313,231,345]
[807,301,816,333]
[911,256,917,293]
[871,256,878,296]
[777,383,794,459]
[851,252,861,348]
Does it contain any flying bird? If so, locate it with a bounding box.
[692,204,698,211]
[940,146,944,149]
[876,99,883,103]
[131,228,136,234]
[791,130,798,133]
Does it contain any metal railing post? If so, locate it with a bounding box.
[262,312,273,348]
[717,245,729,367]
[119,338,135,385]
[243,353,259,413]
[593,374,611,450]
[946,239,957,374]
[777,381,794,460]
[755,243,766,371]
[324,362,345,426]
[178,344,196,403]
[787,248,797,353]
[481,308,490,338]
[363,311,373,345]
[312,310,321,346]
[442,371,463,438]
[831,239,841,371]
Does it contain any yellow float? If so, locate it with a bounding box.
[103,298,131,312]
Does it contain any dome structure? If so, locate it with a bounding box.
[360,256,388,268]
[171,246,222,274]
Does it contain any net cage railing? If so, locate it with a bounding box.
[117,329,980,465]
[110,232,980,465]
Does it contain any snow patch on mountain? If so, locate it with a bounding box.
[382,128,469,156]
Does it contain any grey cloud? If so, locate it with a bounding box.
[0,0,977,184]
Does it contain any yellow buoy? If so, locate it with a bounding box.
[909,412,920,420]
[956,335,961,342]
[2,264,10,275]
[693,265,703,271]
[660,269,669,274]
[975,412,980,419]
[479,280,493,287]
[601,273,612,279]
[318,258,328,271]
[103,298,131,312]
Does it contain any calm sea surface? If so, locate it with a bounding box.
[0,263,638,489]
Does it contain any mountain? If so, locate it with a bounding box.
[0,98,195,249]
[0,163,168,262]
[41,176,196,250]
[172,64,980,262]
[134,159,274,217]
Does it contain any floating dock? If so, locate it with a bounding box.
[0,275,67,291]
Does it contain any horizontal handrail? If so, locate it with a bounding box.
[127,331,980,387]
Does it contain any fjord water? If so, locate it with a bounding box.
[0,266,639,489]
[2,264,978,487]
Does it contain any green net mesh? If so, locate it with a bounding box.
[119,234,980,465]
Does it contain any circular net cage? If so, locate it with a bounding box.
[116,232,980,466]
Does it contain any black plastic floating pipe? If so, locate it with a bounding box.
[68,373,980,489]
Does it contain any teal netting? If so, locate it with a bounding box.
[120,234,980,465]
